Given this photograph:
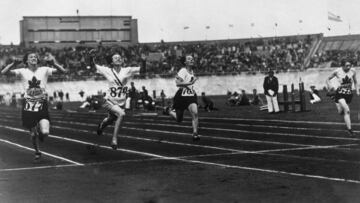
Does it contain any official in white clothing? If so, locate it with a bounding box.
[263,70,280,113]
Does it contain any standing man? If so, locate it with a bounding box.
[128,82,138,110]
[263,70,279,113]
[326,61,359,136]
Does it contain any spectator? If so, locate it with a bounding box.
[79,90,85,101]
[142,86,148,98]
[160,90,166,107]
[128,82,138,110]
[227,91,239,106]
[58,90,64,101]
[53,91,57,101]
[237,90,250,105]
[309,85,321,104]
[250,89,264,105]
[263,70,279,113]
[201,92,218,112]
[65,92,70,101]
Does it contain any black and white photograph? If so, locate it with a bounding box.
[0,0,360,202]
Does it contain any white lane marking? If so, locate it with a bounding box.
[133,117,360,137]
[0,125,170,159]
[175,158,360,184]
[2,110,360,127]
[52,120,313,147]
[0,136,83,166]
[153,115,360,126]
[37,122,360,164]
[1,125,360,184]
[124,121,360,141]
[2,114,359,142]
[4,120,358,162]
[0,164,76,172]
[4,113,355,142]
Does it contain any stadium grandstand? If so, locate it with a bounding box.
[20,16,138,48]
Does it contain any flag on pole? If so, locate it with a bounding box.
[328,11,342,22]
[183,26,189,30]
[275,23,278,27]
[228,24,234,28]
[205,26,210,29]
[299,19,303,23]
[250,23,255,27]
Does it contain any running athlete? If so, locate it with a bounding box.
[326,61,359,136]
[1,52,66,159]
[89,50,140,150]
[164,55,199,141]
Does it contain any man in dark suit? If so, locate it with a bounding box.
[263,70,279,113]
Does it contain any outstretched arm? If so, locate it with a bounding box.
[1,58,22,74]
[47,54,66,73]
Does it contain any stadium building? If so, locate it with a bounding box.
[20,16,138,48]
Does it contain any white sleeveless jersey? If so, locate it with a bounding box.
[176,67,196,96]
[11,66,56,112]
[11,67,56,91]
[96,65,140,106]
[333,67,356,90]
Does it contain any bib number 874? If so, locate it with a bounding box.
[110,86,128,97]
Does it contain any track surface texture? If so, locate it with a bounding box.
[0,93,360,203]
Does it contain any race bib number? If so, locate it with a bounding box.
[109,86,128,98]
[24,100,43,112]
[181,87,195,96]
[338,88,352,95]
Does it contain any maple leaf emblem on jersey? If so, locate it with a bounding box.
[341,76,352,85]
[28,76,41,88]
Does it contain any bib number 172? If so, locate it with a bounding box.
[24,101,43,112]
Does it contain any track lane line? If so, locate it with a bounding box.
[0,137,83,166]
[3,114,357,142]
[1,125,360,183]
[0,164,77,172]
[3,122,358,165]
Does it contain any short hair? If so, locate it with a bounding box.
[23,52,39,65]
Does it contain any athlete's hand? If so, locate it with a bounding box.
[190,77,198,84]
[89,49,97,57]
[44,53,56,64]
[13,58,22,65]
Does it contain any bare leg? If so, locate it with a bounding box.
[338,99,351,130]
[188,103,199,140]
[30,127,40,153]
[188,103,199,134]
[38,119,50,141]
[97,114,116,136]
[109,105,125,149]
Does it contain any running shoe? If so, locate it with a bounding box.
[97,123,103,136]
[110,141,118,150]
[34,152,42,160]
[348,129,355,137]
[192,132,200,141]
